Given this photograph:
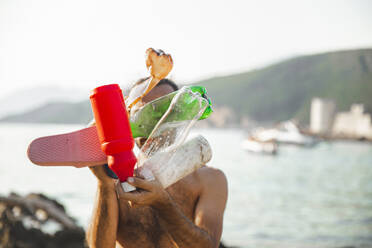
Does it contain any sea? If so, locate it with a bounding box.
[0,123,371,248]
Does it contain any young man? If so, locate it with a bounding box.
[86,79,228,248]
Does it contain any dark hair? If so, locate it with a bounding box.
[132,77,179,92]
[157,79,179,91]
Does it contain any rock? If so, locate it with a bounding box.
[0,192,87,248]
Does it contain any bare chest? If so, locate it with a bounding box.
[117,180,199,248]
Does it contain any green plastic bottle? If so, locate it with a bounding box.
[130,86,212,138]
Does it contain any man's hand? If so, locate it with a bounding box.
[89,165,116,187]
[115,177,170,208]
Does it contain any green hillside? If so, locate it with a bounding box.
[2,48,372,125]
[195,48,372,123]
[1,101,93,124]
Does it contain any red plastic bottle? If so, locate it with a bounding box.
[90,84,137,188]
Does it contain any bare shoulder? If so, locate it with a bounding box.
[197,166,227,182]
[196,166,228,192]
[194,166,228,216]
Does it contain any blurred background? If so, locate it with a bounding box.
[0,0,372,247]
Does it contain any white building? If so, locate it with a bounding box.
[332,104,372,139]
[310,98,336,134]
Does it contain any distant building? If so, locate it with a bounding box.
[310,98,336,134]
[332,104,372,139]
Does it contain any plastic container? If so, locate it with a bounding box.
[137,135,212,188]
[90,84,137,189]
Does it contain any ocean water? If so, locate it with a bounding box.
[0,123,372,248]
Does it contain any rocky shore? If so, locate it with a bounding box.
[0,193,86,248]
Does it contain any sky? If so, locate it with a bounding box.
[0,0,371,98]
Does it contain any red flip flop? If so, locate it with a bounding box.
[27,126,106,168]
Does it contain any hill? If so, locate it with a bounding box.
[0,86,86,118]
[2,48,372,125]
[195,48,372,124]
[1,101,93,124]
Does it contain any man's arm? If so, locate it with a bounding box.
[193,168,227,246]
[86,165,119,248]
[116,167,228,248]
[157,168,227,248]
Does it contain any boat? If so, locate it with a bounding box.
[250,121,319,147]
[241,138,277,155]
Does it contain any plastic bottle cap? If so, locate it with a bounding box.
[121,182,136,192]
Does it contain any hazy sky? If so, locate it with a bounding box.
[0,0,371,98]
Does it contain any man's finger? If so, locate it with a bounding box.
[119,191,143,202]
[127,177,155,191]
[115,180,147,199]
[115,180,125,197]
[116,181,136,200]
[114,180,131,211]
[116,188,151,204]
